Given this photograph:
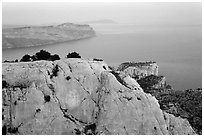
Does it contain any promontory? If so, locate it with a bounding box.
[2,23,95,49]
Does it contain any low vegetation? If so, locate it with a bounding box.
[66,52,81,58]
[3,50,83,63]
[93,58,103,61]
[137,75,165,90]
[3,59,18,63]
[20,50,60,62]
[144,88,202,134]
[20,54,32,62]
[136,74,202,134]
[50,65,59,79]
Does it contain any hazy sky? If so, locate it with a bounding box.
[3,2,201,25]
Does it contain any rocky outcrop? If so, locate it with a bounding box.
[163,112,195,135]
[138,75,166,90]
[2,59,195,135]
[2,23,95,49]
[117,62,159,80]
[116,61,201,134]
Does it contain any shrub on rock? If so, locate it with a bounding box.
[35,50,51,60]
[19,50,60,62]
[67,52,81,58]
[20,54,32,62]
[50,54,60,61]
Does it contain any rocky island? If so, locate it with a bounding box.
[2,51,200,135]
[2,23,95,49]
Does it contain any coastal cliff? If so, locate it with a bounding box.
[2,58,195,135]
[117,62,159,80]
[116,62,202,134]
[2,23,95,49]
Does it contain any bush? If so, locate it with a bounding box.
[93,58,103,61]
[20,54,32,62]
[3,59,18,63]
[34,50,51,60]
[20,50,60,62]
[50,65,59,78]
[2,80,8,88]
[67,52,81,58]
[50,54,60,61]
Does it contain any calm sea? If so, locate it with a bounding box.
[2,24,202,90]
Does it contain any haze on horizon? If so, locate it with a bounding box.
[3,2,201,26]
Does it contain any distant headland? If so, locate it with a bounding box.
[2,22,96,49]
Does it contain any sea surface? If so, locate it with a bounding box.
[2,24,202,90]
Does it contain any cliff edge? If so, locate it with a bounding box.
[2,59,195,135]
[117,62,158,80]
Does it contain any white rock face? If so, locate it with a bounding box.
[163,112,196,135]
[117,62,159,80]
[2,59,195,135]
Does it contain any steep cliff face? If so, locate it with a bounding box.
[2,23,95,49]
[2,59,195,135]
[117,62,159,80]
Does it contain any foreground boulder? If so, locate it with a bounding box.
[2,59,195,135]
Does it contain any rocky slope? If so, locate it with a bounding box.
[2,23,95,49]
[2,58,195,135]
[117,62,202,134]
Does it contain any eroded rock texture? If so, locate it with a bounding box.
[2,59,195,135]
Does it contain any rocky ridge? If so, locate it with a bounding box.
[116,62,202,134]
[2,58,195,135]
[2,23,95,49]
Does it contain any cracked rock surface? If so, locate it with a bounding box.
[2,58,195,135]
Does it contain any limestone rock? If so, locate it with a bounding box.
[163,112,195,135]
[2,59,195,135]
[117,62,159,80]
